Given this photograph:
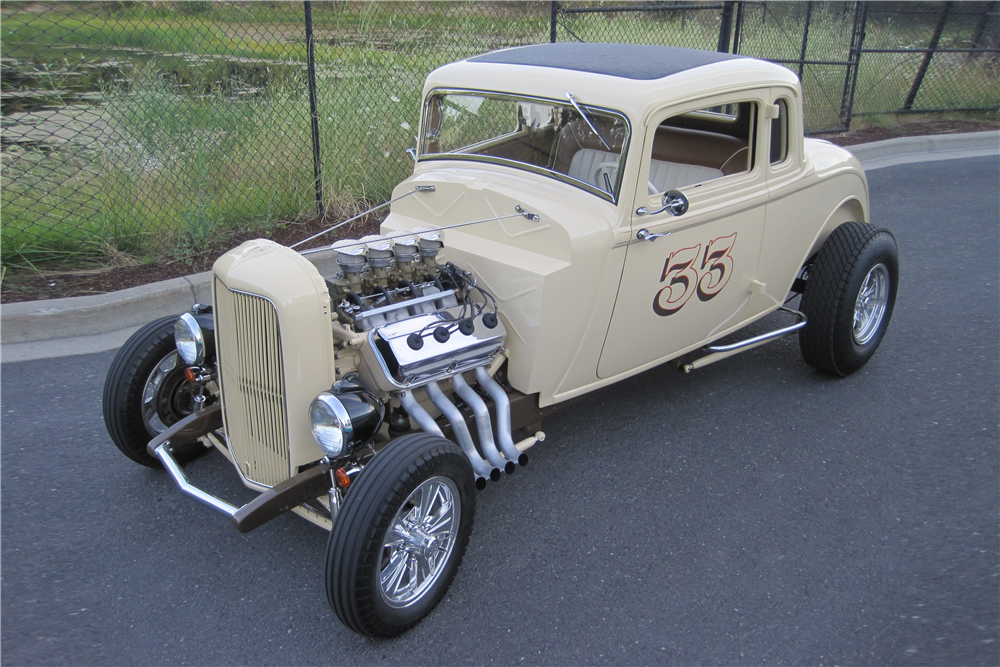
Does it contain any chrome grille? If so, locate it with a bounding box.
[214,279,290,487]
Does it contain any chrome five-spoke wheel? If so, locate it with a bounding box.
[799,221,898,377]
[379,476,460,608]
[104,315,204,467]
[852,263,890,345]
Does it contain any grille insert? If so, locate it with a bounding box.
[214,279,290,487]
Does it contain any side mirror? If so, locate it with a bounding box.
[636,190,689,217]
[660,190,689,216]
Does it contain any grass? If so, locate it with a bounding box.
[95,78,320,259]
[0,4,314,62]
[1,77,321,267]
[1,1,996,271]
[0,2,549,64]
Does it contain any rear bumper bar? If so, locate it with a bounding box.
[146,405,332,533]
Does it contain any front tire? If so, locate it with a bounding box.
[103,315,202,467]
[799,222,899,376]
[326,433,475,637]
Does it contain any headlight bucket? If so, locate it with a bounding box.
[309,386,383,459]
[309,393,354,458]
[174,312,205,366]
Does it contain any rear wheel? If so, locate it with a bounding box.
[799,222,899,376]
[103,316,203,467]
[326,433,475,637]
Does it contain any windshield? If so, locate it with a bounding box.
[420,90,630,202]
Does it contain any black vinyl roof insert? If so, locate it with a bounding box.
[467,43,744,81]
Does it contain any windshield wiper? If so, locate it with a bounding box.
[566,92,611,150]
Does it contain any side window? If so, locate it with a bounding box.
[770,99,789,165]
[647,101,757,195]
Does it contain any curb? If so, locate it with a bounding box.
[844,130,999,170]
[2,131,998,363]
[2,273,212,344]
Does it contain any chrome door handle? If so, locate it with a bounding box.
[636,229,671,242]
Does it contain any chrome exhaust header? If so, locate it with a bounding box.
[397,390,443,438]
[397,368,529,487]
[452,374,515,475]
[474,367,529,467]
[425,381,500,483]
[398,389,490,490]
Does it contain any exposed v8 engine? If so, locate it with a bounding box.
[326,228,506,390]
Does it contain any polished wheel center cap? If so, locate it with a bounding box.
[403,525,438,556]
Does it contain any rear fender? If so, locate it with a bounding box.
[806,198,868,261]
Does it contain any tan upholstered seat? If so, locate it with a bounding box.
[567,148,620,190]
[648,160,723,192]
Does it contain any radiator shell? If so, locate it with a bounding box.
[212,239,335,489]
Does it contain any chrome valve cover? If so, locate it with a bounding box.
[367,312,506,388]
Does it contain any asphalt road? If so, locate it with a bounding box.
[2,156,998,666]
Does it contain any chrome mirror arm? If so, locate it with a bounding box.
[635,190,689,217]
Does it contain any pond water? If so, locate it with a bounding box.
[1,44,304,148]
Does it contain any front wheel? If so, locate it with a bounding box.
[799,221,899,376]
[103,315,203,467]
[326,433,475,637]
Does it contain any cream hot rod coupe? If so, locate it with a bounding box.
[103,44,898,637]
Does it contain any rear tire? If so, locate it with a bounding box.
[799,222,898,376]
[326,433,475,637]
[103,316,203,467]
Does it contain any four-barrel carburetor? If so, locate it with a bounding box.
[321,227,526,488]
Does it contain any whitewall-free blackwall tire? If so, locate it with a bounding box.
[799,221,899,377]
[326,433,475,637]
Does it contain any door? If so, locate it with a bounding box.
[598,91,770,379]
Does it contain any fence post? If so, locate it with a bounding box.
[839,1,868,129]
[970,1,997,55]
[304,1,324,218]
[732,2,746,55]
[798,1,813,80]
[550,2,558,43]
[718,1,735,53]
[903,1,953,110]
[843,2,868,128]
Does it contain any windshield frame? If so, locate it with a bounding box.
[418,87,632,205]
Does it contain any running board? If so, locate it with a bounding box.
[680,307,807,373]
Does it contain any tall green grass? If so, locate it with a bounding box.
[1,10,310,63]
[0,146,106,270]
[1,77,320,267]
[99,77,319,255]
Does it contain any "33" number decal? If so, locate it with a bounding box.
[653,233,737,317]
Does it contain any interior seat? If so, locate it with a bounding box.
[567,148,620,190]
[646,125,748,192]
[647,160,723,193]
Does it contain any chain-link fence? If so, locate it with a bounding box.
[554,1,1000,133]
[2,1,997,272]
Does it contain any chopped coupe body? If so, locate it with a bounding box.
[103,44,897,637]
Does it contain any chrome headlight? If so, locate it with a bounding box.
[309,392,354,458]
[174,312,205,366]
